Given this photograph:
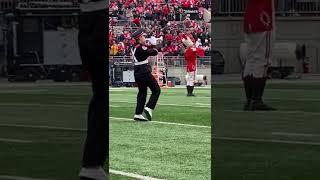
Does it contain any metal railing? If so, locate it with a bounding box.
[214,0,320,16]
[109,56,211,68]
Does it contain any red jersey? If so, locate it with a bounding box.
[185,47,205,72]
[244,0,273,33]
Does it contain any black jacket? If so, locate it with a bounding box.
[133,44,158,75]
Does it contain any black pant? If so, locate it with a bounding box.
[78,9,108,168]
[135,72,161,115]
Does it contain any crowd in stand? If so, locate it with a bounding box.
[109,0,211,21]
[109,0,211,57]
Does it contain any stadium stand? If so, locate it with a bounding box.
[214,0,320,16]
[108,0,211,58]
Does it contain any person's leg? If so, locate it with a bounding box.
[186,72,191,96]
[134,74,148,120]
[145,73,161,120]
[189,71,196,96]
[242,75,253,110]
[78,9,108,172]
[244,31,276,111]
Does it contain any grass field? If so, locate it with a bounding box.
[214,80,320,180]
[109,87,211,179]
[0,83,211,180]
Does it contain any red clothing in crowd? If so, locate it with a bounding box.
[124,0,134,8]
[185,46,205,72]
[165,33,173,41]
[163,6,169,16]
[175,35,182,42]
[137,5,144,14]
[130,39,136,46]
[244,0,273,33]
[109,31,113,44]
[132,18,141,26]
[124,31,130,39]
[182,0,191,8]
[118,43,125,54]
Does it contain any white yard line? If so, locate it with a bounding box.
[0,103,85,108]
[0,176,49,180]
[109,169,165,180]
[110,101,210,108]
[0,138,33,143]
[0,123,85,132]
[110,117,211,129]
[224,110,320,115]
[0,116,211,131]
[272,132,320,137]
[110,94,211,98]
[0,90,48,93]
[214,136,320,145]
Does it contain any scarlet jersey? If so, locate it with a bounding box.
[185,47,205,72]
[244,0,273,33]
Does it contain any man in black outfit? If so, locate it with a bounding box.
[131,29,161,121]
[78,0,108,179]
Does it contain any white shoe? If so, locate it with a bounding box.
[134,114,148,121]
[79,166,108,180]
[144,107,152,121]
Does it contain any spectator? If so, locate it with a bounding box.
[110,41,119,56]
[195,38,202,47]
[118,42,125,56]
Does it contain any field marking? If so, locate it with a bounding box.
[223,110,320,115]
[0,138,33,143]
[110,94,211,99]
[0,103,86,108]
[272,132,320,137]
[110,101,210,108]
[0,82,90,88]
[196,103,211,106]
[109,87,211,90]
[109,169,165,180]
[0,123,85,132]
[0,90,49,93]
[214,136,320,146]
[0,176,49,180]
[110,117,211,129]
[0,116,210,131]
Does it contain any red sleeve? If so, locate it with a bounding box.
[196,48,205,57]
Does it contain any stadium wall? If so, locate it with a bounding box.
[213,16,320,73]
[167,67,211,85]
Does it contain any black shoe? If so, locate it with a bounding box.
[187,93,195,97]
[143,109,152,121]
[250,101,276,111]
[243,102,250,111]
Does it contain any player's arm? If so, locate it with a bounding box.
[142,45,158,56]
[192,47,205,57]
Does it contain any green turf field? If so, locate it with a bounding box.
[214,81,320,180]
[110,87,211,179]
[0,83,211,180]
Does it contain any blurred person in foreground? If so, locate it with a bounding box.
[242,0,276,111]
[78,0,108,179]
